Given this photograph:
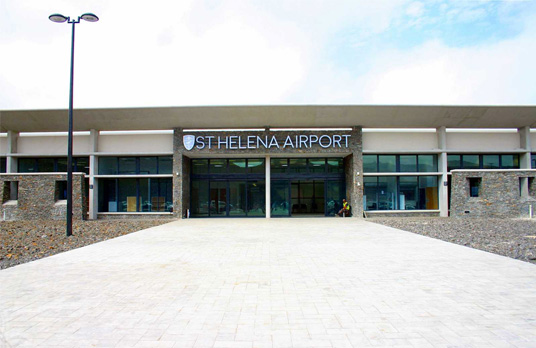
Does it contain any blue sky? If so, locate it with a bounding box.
[0,0,535,109]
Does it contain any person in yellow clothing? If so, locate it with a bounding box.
[337,198,350,217]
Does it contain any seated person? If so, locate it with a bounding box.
[337,199,350,217]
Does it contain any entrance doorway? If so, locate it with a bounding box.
[291,180,324,215]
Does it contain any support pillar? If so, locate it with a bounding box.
[437,126,449,217]
[519,126,532,169]
[265,155,271,218]
[345,126,363,218]
[6,130,18,173]
[88,129,98,220]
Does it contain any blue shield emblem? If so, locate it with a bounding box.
[183,135,196,151]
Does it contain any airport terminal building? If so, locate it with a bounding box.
[1,105,535,220]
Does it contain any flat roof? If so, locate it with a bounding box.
[1,105,535,132]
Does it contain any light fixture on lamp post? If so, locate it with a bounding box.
[49,13,99,237]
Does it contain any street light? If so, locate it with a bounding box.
[49,13,99,237]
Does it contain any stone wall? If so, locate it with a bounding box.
[450,170,536,218]
[0,173,87,221]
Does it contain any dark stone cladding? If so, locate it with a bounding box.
[450,170,536,218]
[173,127,363,218]
[0,173,87,221]
[365,211,440,218]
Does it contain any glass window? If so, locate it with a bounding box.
[36,158,54,172]
[271,180,290,216]
[326,180,344,216]
[118,178,138,212]
[247,181,265,216]
[363,155,377,173]
[74,157,90,174]
[469,178,481,197]
[419,176,438,209]
[140,178,150,212]
[0,157,6,173]
[271,158,288,174]
[159,178,173,212]
[462,155,480,169]
[247,159,265,174]
[309,159,326,173]
[482,155,500,169]
[378,155,396,172]
[399,155,417,172]
[327,158,344,173]
[418,155,437,172]
[364,177,378,211]
[447,155,461,171]
[118,157,137,174]
[98,179,117,212]
[18,158,36,172]
[228,181,247,216]
[229,159,246,174]
[140,157,157,174]
[99,157,118,175]
[289,158,307,173]
[191,180,209,216]
[501,155,519,169]
[192,159,208,175]
[158,156,173,174]
[209,159,226,174]
[532,154,536,169]
[377,176,397,210]
[55,181,68,200]
[209,181,227,216]
[399,176,418,210]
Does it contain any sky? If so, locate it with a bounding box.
[1,0,535,110]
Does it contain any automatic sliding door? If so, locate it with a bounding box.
[210,181,227,216]
[229,181,246,216]
[271,180,290,216]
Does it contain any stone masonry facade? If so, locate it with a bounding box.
[450,170,536,218]
[0,173,87,221]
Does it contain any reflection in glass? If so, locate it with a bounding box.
[364,177,378,210]
[192,159,208,174]
[310,159,326,173]
[37,158,54,172]
[501,155,519,169]
[210,181,227,216]
[447,155,461,171]
[140,157,157,174]
[289,159,307,173]
[98,179,116,212]
[418,155,437,172]
[482,155,500,169]
[247,181,265,216]
[247,159,265,174]
[118,178,137,212]
[378,155,396,172]
[378,176,397,210]
[326,180,344,216]
[118,157,137,174]
[191,180,209,216]
[399,155,417,172]
[327,158,344,173]
[271,180,290,216]
[363,155,377,173]
[99,157,117,174]
[229,181,246,216]
[158,156,173,174]
[18,158,36,172]
[462,155,479,169]
[399,176,418,209]
[210,159,226,174]
[229,159,246,174]
[271,158,288,174]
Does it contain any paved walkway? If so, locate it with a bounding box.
[1,218,536,348]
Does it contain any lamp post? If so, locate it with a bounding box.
[49,13,99,237]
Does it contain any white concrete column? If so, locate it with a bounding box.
[519,126,531,169]
[437,126,449,217]
[88,129,99,220]
[6,130,18,173]
[265,155,271,218]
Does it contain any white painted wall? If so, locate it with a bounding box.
[446,132,521,152]
[17,135,91,155]
[0,137,7,154]
[363,132,438,152]
[531,132,536,151]
[98,134,173,153]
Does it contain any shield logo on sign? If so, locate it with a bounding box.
[183,135,196,151]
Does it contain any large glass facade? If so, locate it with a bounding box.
[18,157,89,174]
[364,176,438,211]
[0,157,6,173]
[447,154,520,171]
[98,156,172,175]
[98,178,172,213]
[363,155,438,173]
[190,158,266,217]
